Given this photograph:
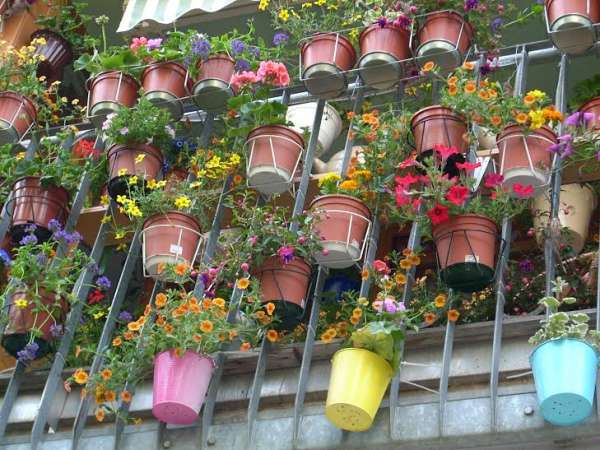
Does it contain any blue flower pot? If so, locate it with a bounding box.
[530,338,599,426]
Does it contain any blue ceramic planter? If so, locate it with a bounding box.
[530,338,599,426]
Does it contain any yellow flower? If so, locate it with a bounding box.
[339,179,359,191]
[114,230,126,240]
[527,89,546,101]
[395,273,407,285]
[71,98,79,105]
[128,176,138,185]
[528,110,545,129]
[318,172,341,187]
[118,168,128,177]
[116,195,128,205]
[174,195,191,209]
[190,181,201,189]
[258,0,269,10]
[93,311,106,319]
[73,369,88,385]
[100,194,110,206]
[315,0,326,5]
[237,278,250,290]
[15,152,25,160]
[358,297,369,306]
[135,154,145,164]
[278,9,290,21]
[434,294,446,308]
[14,298,28,309]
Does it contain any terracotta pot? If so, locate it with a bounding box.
[545,0,600,54]
[358,24,411,89]
[87,71,140,127]
[2,289,67,359]
[31,29,73,84]
[301,33,356,99]
[142,62,191,121]
[411,105,468,155]
[107,144,163,199]
[246,125,305,195]
[417,11,473,68]
[432,214,498,292]
[579,97,600,130]
[256,256,312,330]
[310,194,371,269]
[497,125,556,196]
[0,91,37,145]
[142,212,202,279]
[192,55,235,111]
[8,177,70,244]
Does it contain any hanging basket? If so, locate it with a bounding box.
[531,338,599,426]
[285,102,342,156]
[325,348,393,432]
[414,10,473,70]
[192,54,236,111]
[579,96,600,130]
[432,214,499,292]
[358,23,411,90]
[142,62,191,122]
[301,33,356,99]
[497,124,556,196]
[532,183,597,255]
[141,212,203,279]
[7,176,70,245]
[87,71,140,127]
[107,143,164,200]
[245,125,305,195]
[31,29,73,84]
[545,0,600,55]
[310,194,371,269]
[152,350,215,425]
[256,256,312,331]
[0,91,37,145]
[2,289,67,360]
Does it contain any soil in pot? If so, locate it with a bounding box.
[256,256,312,331]
[416,11,473,69]
[0,91,37,145]
[87,71,140,127]
[107,144,164,199]
[142,62,191,121]
[8,177,70,245]
[31,29,73,84]
[192,55,236,111]
[432,214,498,292]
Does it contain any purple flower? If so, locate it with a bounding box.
[376,17,387,28]
[464,0,479,11]
[63,231,82,245]
[383,297,397,313]
[96,276,111,289]
[248,46,260,58]
[479,62,492,76]
[235,58,251,72]
[278,245,295,264]
[47,219,62,232]
[565,112,591,127]
[19,234,37,246]
[549,142,561,153]
[392,14,411,29]
[490,17,503,33]
[50,323,63,338]
[518,258,534,273]
[272,32,289,46]
[558,133,572,142]
[86,262,100,274]
[119,127,129,135]
[0,249,11,265]
[36,253,47,265]
[561,143,574,159]
[191,38,211,58]
[118,310,133,322]
[24,223,37,233]
[231,39,245,55]
[16,341,39,363]
[146,38,162,50]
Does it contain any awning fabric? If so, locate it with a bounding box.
[117,0,257,33]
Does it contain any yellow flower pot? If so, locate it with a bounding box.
[325,348,393,431]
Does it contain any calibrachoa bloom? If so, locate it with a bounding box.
[278,245,295,264]
[427,204,449,225]
[512,183,534,198]
[484,173,504,188]
[433,144,459,160]
[445,185,469,206]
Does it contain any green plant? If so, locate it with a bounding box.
[529,277,600,349]
[35,0,96,53]
[570,74,600,111]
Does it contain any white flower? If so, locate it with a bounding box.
[165,125,175,138]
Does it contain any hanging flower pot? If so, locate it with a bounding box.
[313,146,363,174]
[87,71,140,127]
[579,96,600,130]
[301,33,356,99]
[545,0,600,54]
[475,124,496,150]
[416,11,473,69]
[8,177,69,245]
[285,102,342,156]
[2,289,67,360]
[106,144,163,199]
[530,338,598,426]
[325,348,393,431]
[192,54,236,111]
[152,350,215,425]
[310,194,371,269]
[410,105,468,157]
[497,124,556,196]
[256,256,312,331]
[432,214,498,292]
[358,23,411,90]
[0,91,37,145]
[245,125,304,195]
[30,29,73,84]
[142,62,192,122]
[532,183,597,254]
[141,212,202,279]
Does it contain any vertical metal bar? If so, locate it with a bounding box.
[339,77,364,178]
[71,228,142,450]
[246,337,271,448]
[0,361,25,439]
[438,291,455,437]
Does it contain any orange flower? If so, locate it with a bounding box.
[200,320,214,333]
[101,368,112,381]
[424,312,437,325]
[112,337,122,347]
[164,324,174,334]
[255,310,266,320]
[155,293,168,308]
[448,84,458,96]
[434,294,447,308]
[478,90,490,100]
[266,329,279,343]
[120,391,132,403]
[123,331,135,340]
[189,303,201,314]
[488,89,498,99]
[422,61,435,72]
[157,263,166,274]
[156,315,166,326]
[212,297,225,309]
[95,408,105,422]
[361,269,369,281]
[352,307,363,318]
[350,315,360,325]
[193,334,202,343]
[127,321,141,332]
[233,174,243,185]
[409,254,421,265]
[104,390,116,402]
[266,302,275,316]
[240,342,251,351]
[523,94,535,106]
[395,273,407,285]
[516,112,528,124]
[320,330,335,344]
[174,262,188,276]
[463,61,475,71]
[447,309,460,322]
[229,330,238,339]
[400,259,412,270]
[346,111,355,120]
[402,248,412,257]
[144,304,152,316]
[464,82,476,94]
[236,278,250,290]
[202,298,212,309]
[73,369,88,385]
[491,115,502,127]
[447,76,458,85]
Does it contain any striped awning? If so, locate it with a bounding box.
[117,0,258,32]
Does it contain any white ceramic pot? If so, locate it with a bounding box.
[286,102,342,156]
[313,146,364,174]
[532,183,597,254]
[475,125,496,150]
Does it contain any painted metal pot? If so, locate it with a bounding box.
[87,71,140,127]
[545,0,600,54]
[411,105,468,155]
[192,55,235,111]
[0,91,37,145]
[142,62,191,121]
[579,96,600,130]
[416,11,473,69]
[106,144,163,199]
[31,29,73,84]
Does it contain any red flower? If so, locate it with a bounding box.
[412,198,422,211]
[512,183,534,198]
[445,185,469,206]
[399,157,416,169]
[455,161,481,171]
[395,173,419,187]
[87,289,105,305]
[73,139,100,160]
[427,204,449,225]
[433,144,459,160]
[484,173,504,188]
[373,259,389,274]
[394,185,410,206]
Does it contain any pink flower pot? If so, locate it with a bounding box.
[152,350,214,425]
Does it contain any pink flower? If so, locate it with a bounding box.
[130,36,148,51]
[455,161,481,171]
[433,144,459,160]
[298,236,306,244]
[373,259,389,274]
[399,157,416,169]
[256,60,290,87]
[383,297,398,313]
[395,173,419,187]
[240,262,249,272]
[445,185,469,206]
[484,173,504,188]
[278,245,295,264]
[373,300,383,312]
[512,183,534,198]
[231,71,259,90]
[248,236,258,246]
[395,185,411,206]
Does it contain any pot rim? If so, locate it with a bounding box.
[256,255,313,274]
[30,28,74,54]
[331,347,393,372]
[496,124,557,142]
[432,213,499,235]
[301,32,357,61]
[246,124,305,147]
[142,210,201,231]
[107,142,164,158]
[359,22,411,42]
[529,337,599,364]
[418,9,474,38]
[154,348,217,367]
[410,105,466,127]
[198,53,236,65]
[86,70,141,92]
[12,176,71,200]
[578,96,600,112]
[309,193,372,218]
